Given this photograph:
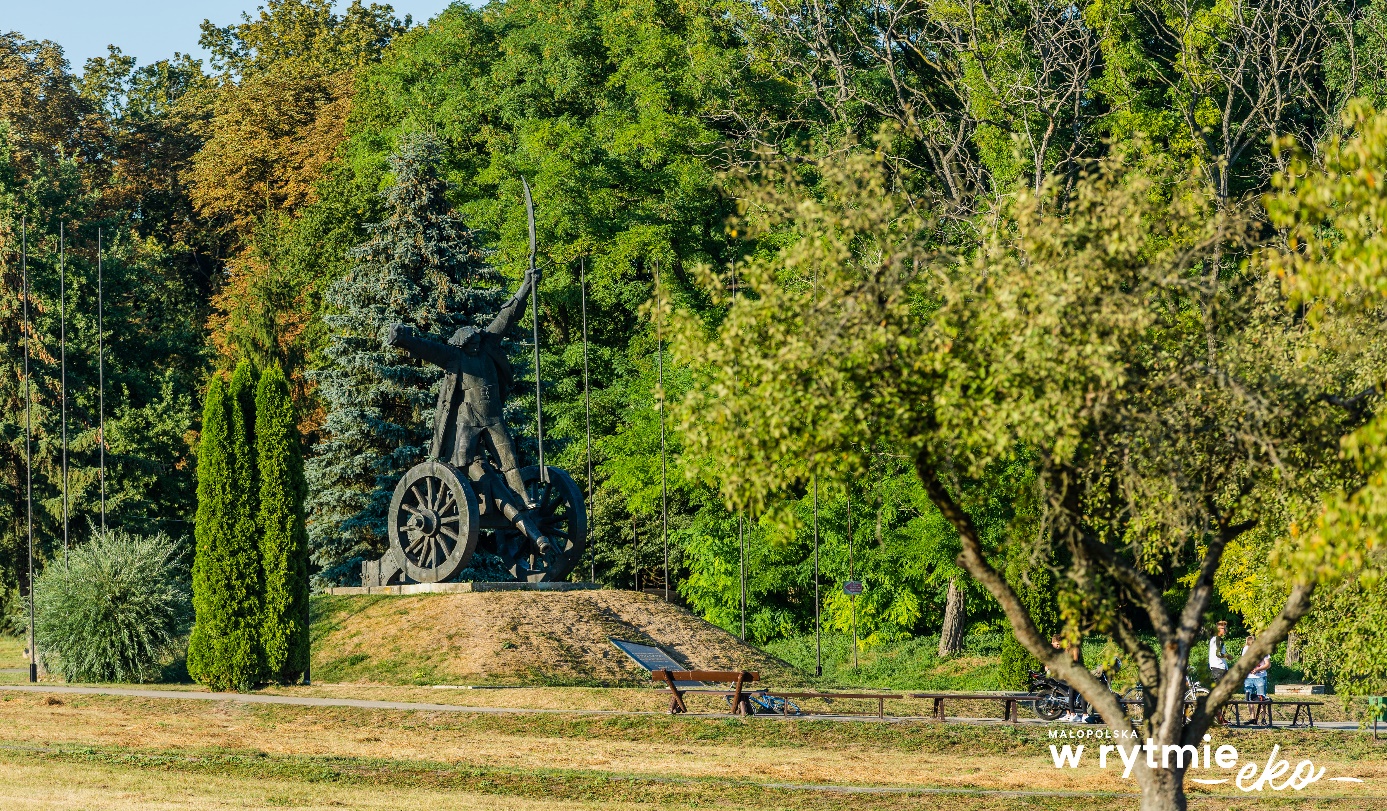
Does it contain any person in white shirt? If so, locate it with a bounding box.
[1209,621,1230,723]
[1208,621,1229,681]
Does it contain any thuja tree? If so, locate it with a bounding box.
[674,147,1385,810]
[187,372,263,691]
[256,364,309,683]
[307,132,500,584]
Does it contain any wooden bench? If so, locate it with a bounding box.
[1225,699,1322,728]
[766,691,904,718]
[911,692,1032,723]
[1120,697,1321,728]
[1227,699,1274,727]
[652,670,759,716]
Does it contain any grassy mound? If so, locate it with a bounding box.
[309,589,791,686]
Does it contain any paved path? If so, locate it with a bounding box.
[0,684,656,717]
[0,684,1361,731]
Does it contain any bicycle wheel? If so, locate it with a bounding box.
[1183,687,1209,719]
[1034,687,1068,721]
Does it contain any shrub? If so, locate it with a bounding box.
[188,371,263,690]
[34,530,190,683]
[256,365,310,683]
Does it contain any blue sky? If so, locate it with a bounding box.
[5,1,460,72]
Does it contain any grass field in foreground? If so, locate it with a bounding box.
[0,690,1381,810]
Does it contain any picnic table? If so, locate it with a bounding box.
[910,692,1033,723]
[1228,699,1322,728]
[1118,697,1322,728]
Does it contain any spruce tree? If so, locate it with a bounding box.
[187,374,262,690]
[307,132,501,584]
[256,365,310,683]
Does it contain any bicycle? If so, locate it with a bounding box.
[724,692,801,715]
[1120,675,1209,719]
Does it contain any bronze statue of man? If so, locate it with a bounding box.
[384,265,554,554]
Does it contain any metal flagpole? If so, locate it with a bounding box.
[580,256,594,582]
[656,260,669,603]
[22,217,36,683]
[732,257,745,641]
[521,178,547,484]
[813,474,821,677]
[848,487,857,672]
[811,266,821,677]
[97,228,106,534]
[60,222,68,567]
[739,517,746,641]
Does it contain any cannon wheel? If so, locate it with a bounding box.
[494,465,587,582]
[389,460,480,583]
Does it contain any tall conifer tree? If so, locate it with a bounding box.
[307,132,501,584]
[188,374,261,690]
[256,364,310,683]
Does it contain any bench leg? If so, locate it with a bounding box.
[878,697,885,718]
[668,686,687,715]
[1008,699,1018,723]
[934,697,944,721]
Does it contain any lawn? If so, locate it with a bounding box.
[0,689,1381,810]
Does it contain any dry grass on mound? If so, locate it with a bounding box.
[310,589,792,686]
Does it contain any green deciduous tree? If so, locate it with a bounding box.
[1261,101,1387,696]
[256,364,309,683]
[674,145,1383,810]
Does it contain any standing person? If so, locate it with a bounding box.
[1049,634,1086,722]
[1209,621,1230,723]
[1208,621,1230,682]
[1241,640,1272,724]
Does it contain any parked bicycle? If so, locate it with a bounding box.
[724,692,801,715]
[1120,673,1209,719]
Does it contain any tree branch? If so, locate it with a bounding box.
[915,450,1133,734]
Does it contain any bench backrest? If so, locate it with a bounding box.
[652,669,759,684]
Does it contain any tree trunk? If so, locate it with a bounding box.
[1138,764,1188,811]
[938,578,966,657]
[1285,631,1300,666]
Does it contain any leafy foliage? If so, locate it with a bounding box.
[187,373,262,690]
[256,365,310,683]
[1260,102,1387,695]
[35,529,189,683]
[672,143,1384,805]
